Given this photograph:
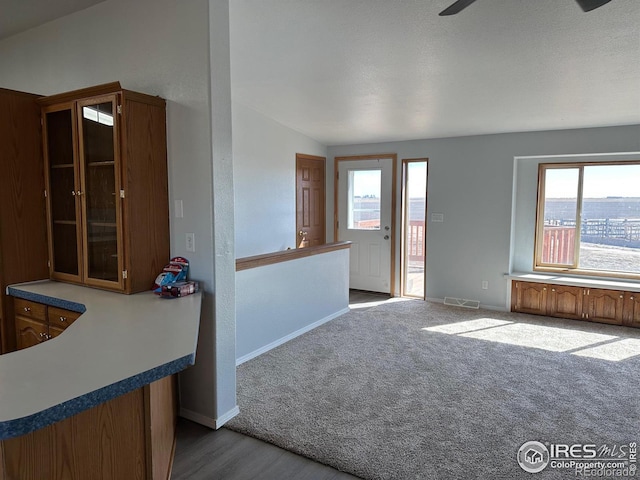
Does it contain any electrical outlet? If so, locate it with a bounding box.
[186,233,195,252]
[481,280,489,290]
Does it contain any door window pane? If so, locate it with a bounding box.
[348,169,381,230]
[541,168,579,265]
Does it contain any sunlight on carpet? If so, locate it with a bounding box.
[348,297,409,310]
[572,338,640,361]
[422,317,512,334]
[423,318,640,361]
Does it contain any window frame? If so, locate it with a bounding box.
[533,160,640,280]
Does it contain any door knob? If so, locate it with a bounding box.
[299,230,308,236]
[384,235,390,240]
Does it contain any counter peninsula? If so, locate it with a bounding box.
[0,280,202,480]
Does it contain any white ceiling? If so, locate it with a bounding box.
[0,0,105,41]
[1,0,638,146]
[230,0,640,145]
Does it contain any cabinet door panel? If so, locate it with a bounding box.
[77,96,124,289]
[586,288,624,325]
[623,293,640,327]
[44,105,82,280]
[548,285,583,320]
[16,316,47,350]
[48,325,65,339]
[512,282,548,315]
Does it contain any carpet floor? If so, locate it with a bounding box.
[227,300,640,479]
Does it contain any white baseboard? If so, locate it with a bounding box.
[179,405,240,430]
[236,307,350,366]
[215,405,240,428]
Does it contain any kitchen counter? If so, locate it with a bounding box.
[0,280,202,440]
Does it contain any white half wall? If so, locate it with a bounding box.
[328,124,640,309]
[236,248,349,363]
[232,102,327,257]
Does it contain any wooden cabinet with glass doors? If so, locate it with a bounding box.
[40,83,169,294]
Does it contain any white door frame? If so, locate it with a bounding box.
[334,154,397,296]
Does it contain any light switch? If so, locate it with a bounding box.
[431,213,444,223]
[174,200,184,218]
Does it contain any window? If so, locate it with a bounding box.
[402,159,427,298]
[347,169,381,230]
[535,162,640,277]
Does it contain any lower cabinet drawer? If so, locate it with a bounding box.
[48,306,82,328]
[14,298,47,321]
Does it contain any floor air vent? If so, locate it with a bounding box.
[443,297,480,309]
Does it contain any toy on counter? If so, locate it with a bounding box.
[160,280,200,298]
[153,257,196,297]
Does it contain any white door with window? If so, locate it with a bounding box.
[337,158,393,293]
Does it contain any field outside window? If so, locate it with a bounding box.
[536,162,640,277]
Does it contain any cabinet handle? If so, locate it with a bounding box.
[24,306,31,312]
[620,295,624,299]
[39,332,47,338]
[631,296,635,300]
[59,316,67,322]
[551,288,555,292]
[72,191,76,196]
[76,190,83,196]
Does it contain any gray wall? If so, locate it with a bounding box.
[233,102,327,257]
[328,125,640,309]
[0,0,237,426]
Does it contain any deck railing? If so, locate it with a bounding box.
[542,218,640,264]
[406,220,425,262]
[542,226,575,264]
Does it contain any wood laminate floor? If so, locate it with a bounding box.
[171,418,360,480]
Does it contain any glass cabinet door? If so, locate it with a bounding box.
[44,105,81,279]
[77,95,123,287]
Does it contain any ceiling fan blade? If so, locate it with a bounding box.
[439,0,479,16]
[574,0,613,12]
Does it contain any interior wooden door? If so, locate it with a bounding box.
[296,154,326,248]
